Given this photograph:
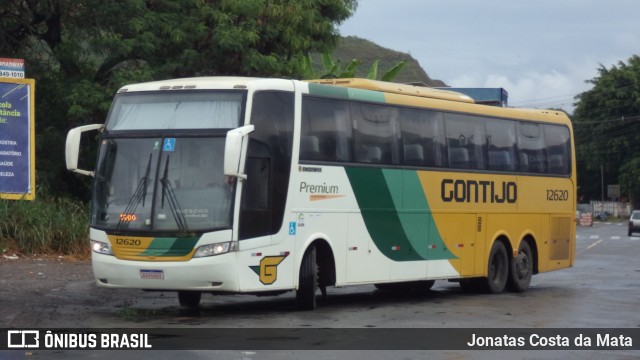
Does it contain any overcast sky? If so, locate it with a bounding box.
[339,0,640,113]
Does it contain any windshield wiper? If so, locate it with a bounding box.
[117,153,152,230]
[160,155,188,232]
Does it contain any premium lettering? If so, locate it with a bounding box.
[299,181,339,194]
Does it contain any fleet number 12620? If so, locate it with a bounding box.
[546,189,569,201]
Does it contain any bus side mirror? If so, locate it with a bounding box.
[65,124,104,177]
[224,125,255,180]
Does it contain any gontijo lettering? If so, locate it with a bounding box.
[441,179,517,203]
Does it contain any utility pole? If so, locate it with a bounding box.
[601,165,604,202]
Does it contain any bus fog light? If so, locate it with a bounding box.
[91,240,113,255]
[194,241,238,258]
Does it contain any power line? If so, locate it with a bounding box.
[573,114,640,125]
[509,93,577,106]
[512,98,577,110]
[505,79,637,110]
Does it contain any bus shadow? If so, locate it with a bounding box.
[114,281,563,324]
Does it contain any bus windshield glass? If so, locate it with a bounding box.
[92,136,233,233]
[106,91,244,130]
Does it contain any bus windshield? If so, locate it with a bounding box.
[92,137,233,233]
[90,90,246,233]
[106,91,244,130]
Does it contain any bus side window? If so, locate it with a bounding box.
[519,152,530,171]
[404,144,424,166]
[358,145,382,163]
[486,119,517,171]
[399,108,445,168]
[352,102,400,165]
[300,135,320,160]
[488,150,511,170]
[449,147,470,168]
[544,124,571,175]
[445,113,486,170]
[301,97,353,163]
[518,122,547,173]
[333,130,352,162]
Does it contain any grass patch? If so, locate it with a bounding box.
[0,191,90,255]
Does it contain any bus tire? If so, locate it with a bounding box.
[507,240,533,292]
[485,240,508,293]
[178,291,201,309]
[296,245,318,310]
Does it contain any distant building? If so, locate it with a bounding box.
[435,87,509,107]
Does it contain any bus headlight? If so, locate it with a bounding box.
[91,240,114,256]
[194,241,238,258]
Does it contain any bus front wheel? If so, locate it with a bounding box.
[296,245,318,310]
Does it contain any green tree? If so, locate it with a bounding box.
[0,0,357,196]
[573,55,640,204]
[619,158,640,207]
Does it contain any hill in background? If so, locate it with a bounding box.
[319,36,447,87]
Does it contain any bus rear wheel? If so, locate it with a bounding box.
[507,241,533,292]
[178,291,201,309]
[484,240,508,293]
[296,245,318,310]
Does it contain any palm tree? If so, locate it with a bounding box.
[302,53,406,81]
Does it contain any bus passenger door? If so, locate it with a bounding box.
[239,154,272,239]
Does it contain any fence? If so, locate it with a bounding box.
[589,201,632,217]
[576,202,632,226]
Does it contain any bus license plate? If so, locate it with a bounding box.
[140,269,164,279]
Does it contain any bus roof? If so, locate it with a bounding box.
[116,77,293,93]
[305,78,475,104]
[114,76,570,126]
[305,78,570,126]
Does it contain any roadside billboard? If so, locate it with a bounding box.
[0,78,36,200]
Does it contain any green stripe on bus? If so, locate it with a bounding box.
[308,83,385,103]
[346,167,455,261]
[345,167,421,261]
[138,237,199,257]
[387,169,455,260]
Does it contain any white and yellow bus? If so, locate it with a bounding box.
[66,77,576,310]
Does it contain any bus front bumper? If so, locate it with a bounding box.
[91,252,240,292]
